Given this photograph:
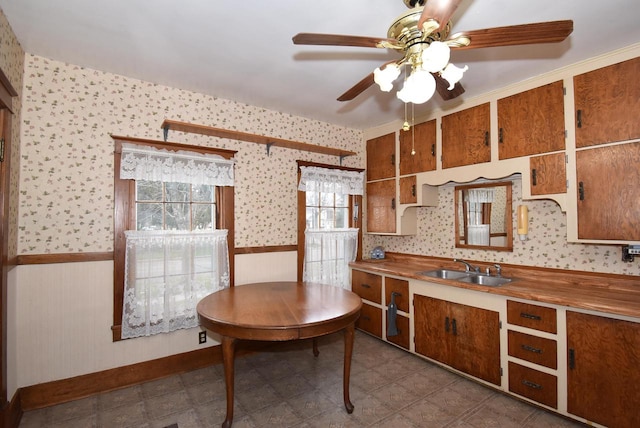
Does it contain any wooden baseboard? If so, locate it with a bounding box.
[16,339,275,413]
[18,345,222,411]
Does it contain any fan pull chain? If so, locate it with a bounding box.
[402,68,410,132]
[411,103,416,155]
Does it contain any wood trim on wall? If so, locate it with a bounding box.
[235,245,297,254]
[16,252,114,265]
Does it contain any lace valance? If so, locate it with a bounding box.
[298,166,364,196]
[465,188,494,204]
[120,143,235,186]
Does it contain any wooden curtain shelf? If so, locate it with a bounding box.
[161,119,357,161]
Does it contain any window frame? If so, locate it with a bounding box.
[112,136,236,341]
[296,160,363,281]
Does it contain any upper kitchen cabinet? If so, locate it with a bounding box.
[497,81,565,159]
[366,132,396,181]
[442,103,491,169]
[575,141,640,241]
[529,152,567,196]
[574,56,640,148]
[399,119,436,175]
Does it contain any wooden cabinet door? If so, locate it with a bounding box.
[442,103,491,168]
[414,295,451,365]
[576,142,640,240]
[530,152,566,195]
[399,119,436,175]
[366,132,396,181]
[366,179,396,233]
[574,57,640,148]
[448,301,501,386]
[497,81,565,159]
[415,295,501,386]
[399,176,417,204]
[567,311,640,428]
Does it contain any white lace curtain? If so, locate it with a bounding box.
[120,144,234,339]
[298,166,364,195]
[303,228,359,289]
[120,143,235,186]
[122,230,230,339]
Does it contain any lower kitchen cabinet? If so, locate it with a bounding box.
[508,362,558,409]
[385,311,410,350]
[566,311,640,428]
[356,303,382,338]
[414,295,501,385]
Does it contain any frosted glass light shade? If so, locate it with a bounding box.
[373,63,401,92]
[421,41,450,73]
[397,69,436,104]
[441,63,469,89]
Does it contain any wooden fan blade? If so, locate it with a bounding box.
[292,33,401,49]
[434,73,465,101]
[451,20,574,50]
[418,0,463,32]
[337,73,375,102]
[338,60,399,102]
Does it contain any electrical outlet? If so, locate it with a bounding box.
[198,331,207,344]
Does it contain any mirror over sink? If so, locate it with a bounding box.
[454,181,513,252]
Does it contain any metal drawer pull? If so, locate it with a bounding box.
[522,380,542,390]
[520,312,542,321]
[452,318,457,336]
[522,344,543,354]
[445,316,450,332]
[360,283,371,289]
[362,315,371,321]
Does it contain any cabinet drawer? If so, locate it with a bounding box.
[356,303,382,338]
[385,277,409,313]
[507,300,557,334]
[351,270,382,304]
[385,311,410,350]
[508,330,557,369]
[509,362,557,409]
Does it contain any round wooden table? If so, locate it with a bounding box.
[197,281,363,428]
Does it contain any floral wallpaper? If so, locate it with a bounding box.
[19,54,364,253]
[364,179,640,276]
[0,8,24,260]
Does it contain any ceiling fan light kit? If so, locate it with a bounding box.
[293,0,573,109]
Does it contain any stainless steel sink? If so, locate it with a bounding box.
[417,269,472,280]
[457,274,513,287]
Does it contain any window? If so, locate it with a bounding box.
[305,191,349,230]
[135,181,217,231]
[296,161,364,287]
[112,136,236,341]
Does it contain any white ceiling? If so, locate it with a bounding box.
[1,0,640,129]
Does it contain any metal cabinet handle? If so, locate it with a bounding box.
[532,168,537,186]
[520,312,542,321]
[411,184,416,197]
[521,344,543,354]
[452,318,457,336]
[360,283,371,289]
[578,182,585,201]
[445,316,450,333]
[522,380,542,389]
[569,348,576,370]
[484,131,489,146]
[391,198,396,210]
[431,143,435,156]
[499,128,504,143]
[391,154,395,165]
[576,109,582,128]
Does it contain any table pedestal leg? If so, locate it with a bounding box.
[343,322,355,414]
[221,336,237,428]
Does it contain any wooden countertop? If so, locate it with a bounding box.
[350,253,640,319]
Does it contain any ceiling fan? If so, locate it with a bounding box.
[292,0,573,104]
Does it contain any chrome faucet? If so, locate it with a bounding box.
[454,258,479,273]
[493,263,502,277]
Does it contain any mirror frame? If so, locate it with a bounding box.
[454,181,513,252]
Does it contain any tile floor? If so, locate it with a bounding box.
[19,331,586,427]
